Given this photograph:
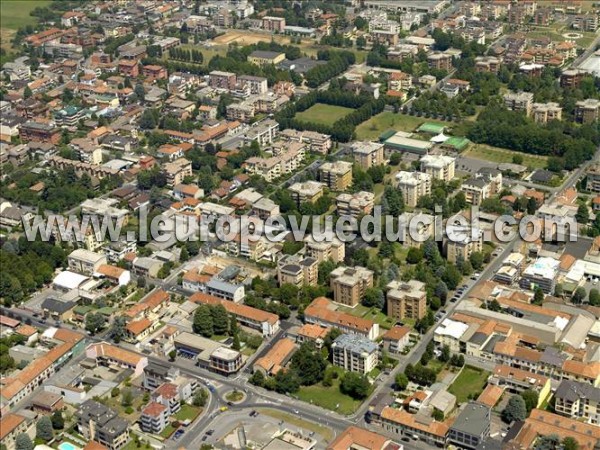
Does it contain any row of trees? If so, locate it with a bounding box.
[468,103,599,171]
[276,89,386,142]
[168,47,204,64]
[305,50,356,88]
[0,238,67,305]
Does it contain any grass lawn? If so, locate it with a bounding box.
[339,304,395,330]
[462,144,548,169]
[259,408,334,442]
[448,366,490,404]
[1,0,50,29]
[295,104,353,127]
[174,404,201,422]
[355,112,452,141]
[296,378,363,415]
[225,390,244,402]
[159,424,176,439]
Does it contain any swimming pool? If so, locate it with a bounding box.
[58,442,80,450]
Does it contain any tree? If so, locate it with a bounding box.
[488,299,501,312]
[110,316,126,343]
[249,369,265,387]
[432,409,444,421]
[439,344,450,363]
[193,388,208,407]
[572,286,587,304]
[121,388,133,407]
[134,82,145,102]
[362,287,384,309]
[589,288,600,306]
[502,395,527,423]
[340,372,371,399]
[51,410,64,430]
[290,343,327,385]
[323,327,342,353]
[576,204,590,224]
[527,197,538,215]
[554,283,564,297]
[395,372,408,391]
[469,252,484,270]
[533,287,545,305]
[15,434,33,450]
[85,312,106,335]
[36,416,53,442]
[168,349,177,361]
[274,369,300,394]
[521,389,539,413]
[406,247,423,264]
[562,437,580,450]
[193,304,214,337]
[210,304,229,335]
[512,154,524,165]
[23,86,32,99]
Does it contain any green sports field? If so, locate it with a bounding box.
[295,103,354,127]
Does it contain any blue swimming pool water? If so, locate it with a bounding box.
[58,442,79,450]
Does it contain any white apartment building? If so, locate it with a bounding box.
[395,171,432,207]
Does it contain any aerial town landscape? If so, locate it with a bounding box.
[0,0,599,449]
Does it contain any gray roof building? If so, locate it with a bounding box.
[448,402,491,450]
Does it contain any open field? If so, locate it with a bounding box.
[296,377,364,415]
[448,366,490,403]
[211,30,368,63]
[295,103,354,127]
[356,112,452,141]
[259,408,334,441]
[462,144,548,169]
[1,0,50,51]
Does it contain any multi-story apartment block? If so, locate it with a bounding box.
[573,14,599,31]
[386,279,426,321]
[448,402,491,450]
[475,56,501,73]
[238,75,268,95]
[319,161,353,191]
[332,333,378,374]
[330,266,374,307]
[575,99,600,124]
[208,70,236,90]
[504,91,534,116]
[288,181,325,207]
[445,224,484,265]
[277,254,319,287]
[0,413,33,450]
[279,129,332,155]
[427,52,452,71]
[554,380,600,424]
[519,256,560,294]
[336,191,375,218]
[532,102,562,124]
[420,155,455,181]
[210,347,243,375]
[304,235,345,263]
[262,16,286,32]
[395,171,432,207]
[560,69,586,88]
[587,163,600,193]
[68,249,107,275]
[352,141,385,169]
[163,158,192,187]
[140,402,169,434]
[388,71,412,91]
[398,212,435,248]
[19,121,61,144]
[76,400,130,450]
[461,168,502,206]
